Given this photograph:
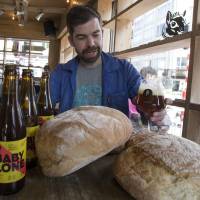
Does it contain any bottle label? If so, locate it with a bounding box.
[26,125,39,160]
[38,115,54,126]
[0,138,27,183]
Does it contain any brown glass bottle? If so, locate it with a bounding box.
[37,70,54,125]
[20,69,39,169]
[0,65,26,195]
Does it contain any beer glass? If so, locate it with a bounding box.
[135,79,167,132]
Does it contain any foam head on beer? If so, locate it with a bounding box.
[138,79,165,97]
[136,79,166,117]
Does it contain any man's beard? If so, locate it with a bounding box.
[77,46,101,63]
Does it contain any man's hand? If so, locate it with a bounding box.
[150,109,171,131]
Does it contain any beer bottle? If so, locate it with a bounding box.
[0,65,26,195]
[37,70,54,125]
[20,69,39,169]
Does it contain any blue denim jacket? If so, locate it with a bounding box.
[50,52,142,116]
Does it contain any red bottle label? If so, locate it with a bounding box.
[0,138,27,183]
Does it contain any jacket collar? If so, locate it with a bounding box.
[61,51,119,73]
[101,52,119,72]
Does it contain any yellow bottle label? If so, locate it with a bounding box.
[38,115,54,126]
[26,125,39,160]
[0,138,27,183]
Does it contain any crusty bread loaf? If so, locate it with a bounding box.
[114,133,200,200]
[35,106,132,177]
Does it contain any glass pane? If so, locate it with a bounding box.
[0,52,4,64]
[4,52,29,66]
[132,0,194,47]
[0,38,4,51]
[16,66,43,78]
[30,67,43,78]
[131,48,189,100]
[5,38,30,52]
[0,64,3,79]
[166,105,184,137]
[30,40,49,55]
[18,66,28,77]
[30,54,48,68]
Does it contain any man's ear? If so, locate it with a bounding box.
[68,35,74,47]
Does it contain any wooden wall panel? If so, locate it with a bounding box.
[190,36,200,104]
[97,0,112,21]
[49,39,60,70]
[115,19,132,51]
[187,110,200,144]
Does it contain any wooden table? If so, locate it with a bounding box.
[2,155,134,200]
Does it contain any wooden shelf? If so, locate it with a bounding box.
[189,103,200,111]
[113,32,191,59]
[117,0,139,13]
[103,19,115,30]
[116,0,142,19]
[171,99,186,108]
[102,0,142,27]
[103,17,116,27]
[102,0,165,27]
[117,0,166,20]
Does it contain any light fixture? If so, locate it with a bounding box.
[66,0,80,5]
[16,2,25,16]
[35,10,44,21]
[18,15,25,26]
[72,0,79,5]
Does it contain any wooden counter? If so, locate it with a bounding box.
[1,155,134,200]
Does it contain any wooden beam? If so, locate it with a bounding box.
[0,3,66,14]
[28,7,66,14]
[0,19,48,40]
[113,32,191,59]
[0,3,14,11]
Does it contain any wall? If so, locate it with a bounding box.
[0,19,60,69]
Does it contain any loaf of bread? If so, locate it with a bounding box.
[35,106,132,177]
[114,133,200,200]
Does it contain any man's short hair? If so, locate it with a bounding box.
[66,5,102,35]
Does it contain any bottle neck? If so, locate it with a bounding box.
[37,74,53,116]
[39,76,50,97]
[21,75,38,125]
[21,76,35,99]
[2,75,19,103]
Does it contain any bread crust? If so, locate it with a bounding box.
[114,133,200,200]
[35,106,132,177]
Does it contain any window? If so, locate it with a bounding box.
[131,48,189,100]
[0,38,49,78]
[132,0,193,47]
[129,0,194,136]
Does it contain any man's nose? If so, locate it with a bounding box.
[87,36,95,47]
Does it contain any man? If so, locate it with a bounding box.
[50,5,167,127]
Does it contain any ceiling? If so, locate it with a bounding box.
[0,0,91,25]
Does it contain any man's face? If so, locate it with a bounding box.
[69,18,103,63]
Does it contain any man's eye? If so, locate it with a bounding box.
[93,34,100,37]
